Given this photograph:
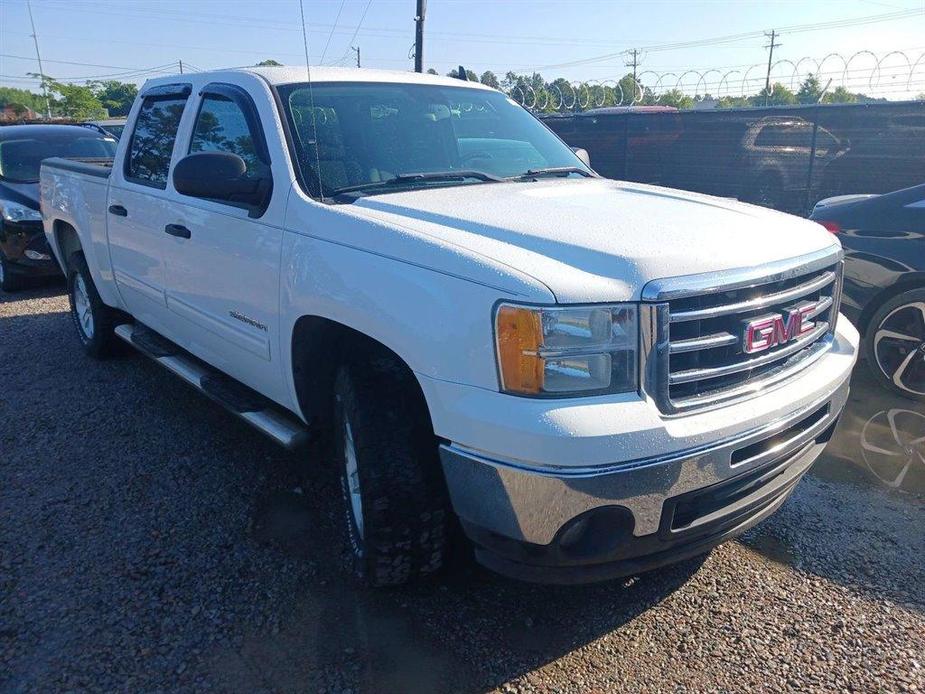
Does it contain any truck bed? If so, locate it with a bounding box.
[41,156,113,179]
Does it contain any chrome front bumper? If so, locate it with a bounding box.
[439,374,850,551]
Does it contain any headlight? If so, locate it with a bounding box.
[495,303,639,396]
[0,200,42,223]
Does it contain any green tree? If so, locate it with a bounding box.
[615,73,638,105]
[752,82,797,106]
[91,80,138,117]
[797,74,823,104]
[823,86,857,104]
[447,67,478,82]
[0,86,46,114]
[256,59,282,66]
[657,89,694,109]
[31,75,107,118]
[479,70,500,89]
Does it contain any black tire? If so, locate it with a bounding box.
[332,355,449,587]
[863,287,925,402]
[0,254,24,292]
[67,253,121,358]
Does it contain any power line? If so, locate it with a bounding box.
[0,52,169,71]
[319,0,347,65]
[339,0,374,66]
[536,8,924,70]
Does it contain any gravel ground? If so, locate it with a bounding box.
[2,284,924,693]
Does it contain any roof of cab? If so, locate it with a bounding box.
[141,65,494,91]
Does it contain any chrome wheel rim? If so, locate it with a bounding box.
[873,302,925,396]
[343,418,364,540]
[861,408,925,489]
[73,274,95,340]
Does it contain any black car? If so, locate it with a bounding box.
[0,124,117,291]
[810,184,925,401]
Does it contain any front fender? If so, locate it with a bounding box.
[278,222,555,416]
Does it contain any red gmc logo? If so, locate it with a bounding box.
[743,303,819,354]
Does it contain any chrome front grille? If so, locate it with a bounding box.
[641,248,843,413]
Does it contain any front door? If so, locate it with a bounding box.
[162,83,287,404]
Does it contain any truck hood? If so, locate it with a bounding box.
[350,178,840,303]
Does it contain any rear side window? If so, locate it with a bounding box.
[125,95,188,187]
[189,94,269,181]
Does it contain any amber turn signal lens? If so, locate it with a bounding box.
[495,305,544,394]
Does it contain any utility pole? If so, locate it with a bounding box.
[414,0,425,73]
[763,29,781,106]
[26,0,51,119]
[352,46,360,68]
[625,48,639,84]
[178,60,184,74]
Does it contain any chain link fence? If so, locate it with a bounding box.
[542,101,925,215]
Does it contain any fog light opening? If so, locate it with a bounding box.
[555,506,634,560]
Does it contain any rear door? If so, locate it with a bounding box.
[162,81,289,403]
[107,84,190,330]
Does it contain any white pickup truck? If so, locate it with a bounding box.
[41,67,858,586]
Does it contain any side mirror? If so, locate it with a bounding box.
[571,146,591,168]
[173,152,270,212]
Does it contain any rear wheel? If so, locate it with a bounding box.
[864,288,925,401]
[332,355,449,587]
[67,253,121,358]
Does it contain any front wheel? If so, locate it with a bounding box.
[67,253,121,358]
[864,288,925,401]
[332,356,449,587]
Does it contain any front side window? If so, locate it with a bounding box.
[277,82,590,199]
[125,95,188,187]
[189,94,269,181]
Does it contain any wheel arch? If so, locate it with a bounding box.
[290,315,432,432]
[856,273,925,338]
[53,219,83,271]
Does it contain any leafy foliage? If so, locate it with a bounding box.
[446,67,478,82]
[0,86,47,114]
[797,74,824,104]
[91,80,138,117]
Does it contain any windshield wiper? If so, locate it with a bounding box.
[329,170,504,197]
[512,167,593,180]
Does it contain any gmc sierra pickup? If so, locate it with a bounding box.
[41,67,858,586]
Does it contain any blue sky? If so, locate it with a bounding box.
[1,0,923,99]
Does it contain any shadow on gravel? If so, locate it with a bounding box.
[230,483,707,693]
[0,279,65,305]
[738,369,924,611]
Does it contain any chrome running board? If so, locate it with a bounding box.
[114,323,309,450]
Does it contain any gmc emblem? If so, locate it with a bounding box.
[743,302,819,354]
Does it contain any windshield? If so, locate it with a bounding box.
[0,131,118,183]
[277,81,590,198]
